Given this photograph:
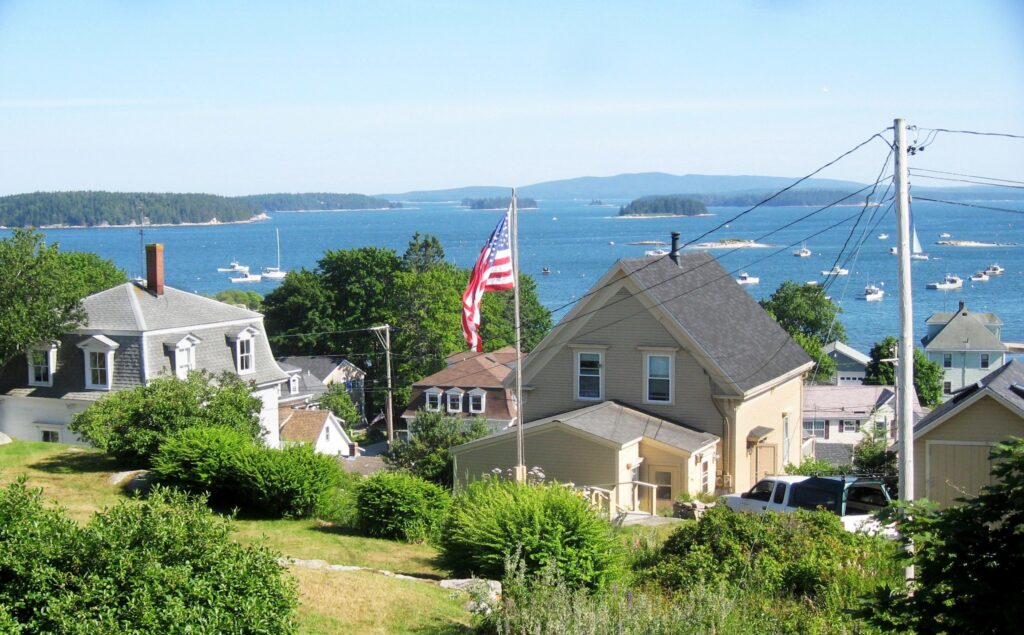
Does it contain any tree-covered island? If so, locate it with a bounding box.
[618,195,708,217]
[461,196,538,210]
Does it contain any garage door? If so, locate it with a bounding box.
[926,442,994,507]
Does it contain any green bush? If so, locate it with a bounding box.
[355,471,451,542]
[440,479,621,589]
[784,458,848,476]
[385,410,489,486]
[151,426,343,519]
[0,480,296,633]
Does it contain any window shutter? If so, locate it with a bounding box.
[824,421,830,439]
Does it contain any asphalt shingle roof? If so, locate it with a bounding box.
[922,307,1006,352]
[82,282,262,331]
[620,253,812,393]
[914,360,1024,434]
[276,356,362,382]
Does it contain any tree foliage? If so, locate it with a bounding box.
[240,192,399,211]
[385,410,489,487]
[0,191,259,226]
[69,371,263,467]
[867,438,1024,633]
[760,281,845,383]
[619,195,708,216]
[401,231,446,273]
[865,335,944,407]
[211,289,263,310]
[461,196,538,209]
[320,383,361,431]
[0,230,123,367]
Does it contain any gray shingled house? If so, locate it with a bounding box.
[452,247,813,513]
[0,244,289,447]
[921,301,1008,400]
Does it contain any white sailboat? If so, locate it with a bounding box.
[261,229,288,280]
[910,215,929,260]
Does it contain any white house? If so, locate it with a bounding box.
[279,407,354,456]
[823,341,871,386]
[922,301,1007,400]
[0,244,290,447]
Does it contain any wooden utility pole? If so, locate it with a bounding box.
[893,118,915,503]
[371,325,394,447]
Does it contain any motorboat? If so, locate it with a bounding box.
[940,232,951,238]
[926,274,963,290]
[985,263,1005,276]
[877,233,889,240]
[735,272,759,285]
[645,249,669,257]
[261,229,288,280]
[970,271,990,282]
[821,266,849,276]
[217,260,249,273]
[793,244,812,258]
[889,247,897,255]
[805,280,819,286]
[541,267,551,275]
[229,272,263,284]
[860,283,884,301]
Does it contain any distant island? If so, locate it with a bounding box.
[461,196,538,210]
[588,199,605,206]
[619,195,708,217]
[0,191,399,228]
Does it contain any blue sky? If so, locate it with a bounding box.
[0,1,1021,195]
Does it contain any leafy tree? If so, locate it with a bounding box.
[55,251,127,298]
[320,383,361,431]
[852,424,897,477]
[790,331,837,384]
[867,438,1024,633]
[865,336,944,407]
[480,273,553,352]
[212,289,263,310]
[401,232,446,272]
[385,410,489,486]
[69,371,263,467]
[0,191,259,226]
[760,280,847,345]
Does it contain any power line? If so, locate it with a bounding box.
[909,173,1024,190]
[910,167,1024,187]
[913,197,1024,216]
[913,127,1024,141]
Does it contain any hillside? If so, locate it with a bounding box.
[461,196,538,209]
[619,195,708,216]
[240,192,399,211]
[0,191,259,227]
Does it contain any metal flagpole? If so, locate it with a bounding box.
[511,188,527,483]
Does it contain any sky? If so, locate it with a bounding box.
[0,0,1021,196]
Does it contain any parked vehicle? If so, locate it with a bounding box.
[723,475,895,536]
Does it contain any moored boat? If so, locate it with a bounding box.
[229,272,263,284]
[793,244,812,257]
[217,260,249,273]
[985,263,1005,276]
[645,248,669,256]
[859,283,884,301]
[261,229,288,280]
[877,233,889,240]
[970,271,990,282]
[821,266,849,276]
[735,272,759,285]
[926,274,963,290]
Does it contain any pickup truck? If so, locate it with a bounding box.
[723,475,895,536]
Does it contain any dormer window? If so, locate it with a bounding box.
[424,387,442,412]
[77,335,119,391]
[468,388,486,414]
[446,388,464,413]
[166,334,201,380]
[27,342,58,387]
[227,327,259,375]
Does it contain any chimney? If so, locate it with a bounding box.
[146,243,165,296]
[669,231,681,266]
[958,300,966,313]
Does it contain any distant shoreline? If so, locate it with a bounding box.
[936,239,1017,247]
[2,213,273,231]
[692,239,771,249]
[614,213,715,219]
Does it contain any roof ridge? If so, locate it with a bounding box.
[126,283,147,331]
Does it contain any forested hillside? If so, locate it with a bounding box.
[619,195,708,216]
[461,196,538,209]
[241,193,400,211]
[0,192,259,227]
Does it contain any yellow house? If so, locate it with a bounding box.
[451,249,812,504]
[913,359,1024,507]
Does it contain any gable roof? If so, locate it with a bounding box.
[922,307,1006,352]
[276,356,363,382]
[453,400,718,455]
[279,408,339,445]
[804,384,922,418]
[914,360,1024,438]
[824,341,871,366]
[82,282,261,332]
[619,254,812,393]
[415,348,518,389]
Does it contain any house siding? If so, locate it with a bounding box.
[914,394,1024,506]
[524,288,723,437]
[731,375,803,493]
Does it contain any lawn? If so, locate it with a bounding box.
[0,441,471,633]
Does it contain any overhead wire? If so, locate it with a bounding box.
[912,197,1024,216]
[909,168,1024,187]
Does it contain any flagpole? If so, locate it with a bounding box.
[511,188,526,483]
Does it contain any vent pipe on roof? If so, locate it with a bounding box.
[670,231,681,266]
[145,243,165,296]
[958,299,965,313]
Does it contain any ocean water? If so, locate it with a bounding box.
[18,198,1024,355]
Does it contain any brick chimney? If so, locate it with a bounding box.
[146,243,165,296]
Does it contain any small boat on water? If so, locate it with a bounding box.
[735,272,759,285]
[877,233,889,240]
[261,229,288,280]
[645,249,669,257]
[821,266,849,277]
[217,260,249,273]
[229,272,263,284]
[805,280,819,286]
[970,271,990,282]
[927,274,963,290]
[940,232,951,238]
[859,283,885,301]
[541,267,551,275]
[793,243,812,258]
[985,263,1005,276]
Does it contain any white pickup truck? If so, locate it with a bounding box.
[723,475,895,536]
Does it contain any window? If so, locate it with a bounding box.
[175,345,195,379]
[324,426,330,442]
[41,429,59,443]
[89,351,108,387]
[840,419,861,434]
[468,388,486,414]
[645,354,672,403]
[289,375,299,395]
[654,471,672,500]
[943,381,952,394]
[772,483,787,505]
[28,345,57,387]
[228,327,259,375]
[803,420,826,439]
[238,338,253,373]
[746,480,774,502]
[943,353,952,368]
[782,415,791,464]
[576,352,602,400]
[981,353,990,369]
[424,388,442,412]
[790,484,839,513]
[78,335,117,391]
[447,389,464,413]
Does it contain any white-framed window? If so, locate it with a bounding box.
[468,388,486,414]
[78,335,118,391]
[576,351,603,400]
[981,353,990,369]
[943,381,952,394]
[27,343,58,387]
[166,334,201,380]
[803,419,826,439]
[289,375,299,395]
[228,326,259,375]
[840,419,861,433]
[446,389,464,413]
[41,429,60,443]
[424,387,442,412]
[644,353,673,403]
[782,415,791,465]
[325,426,330,442]
[943,353,952,368]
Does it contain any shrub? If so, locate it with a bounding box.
[69,371,263,467]
[355,471,451,542]
[0,480,297,633]
[440,479,622,589]
[784,458,848,476]
[150,425,252,507]
[385,410,489,486]
[242,442,344,518]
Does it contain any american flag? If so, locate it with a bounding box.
[461,202,516,351]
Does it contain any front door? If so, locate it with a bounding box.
[649,464,680,513]
[750,444,778,484]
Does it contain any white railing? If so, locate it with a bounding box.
[584,481,660,519]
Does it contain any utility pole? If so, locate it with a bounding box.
[894,118,915,503]
[371,325,394,447]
